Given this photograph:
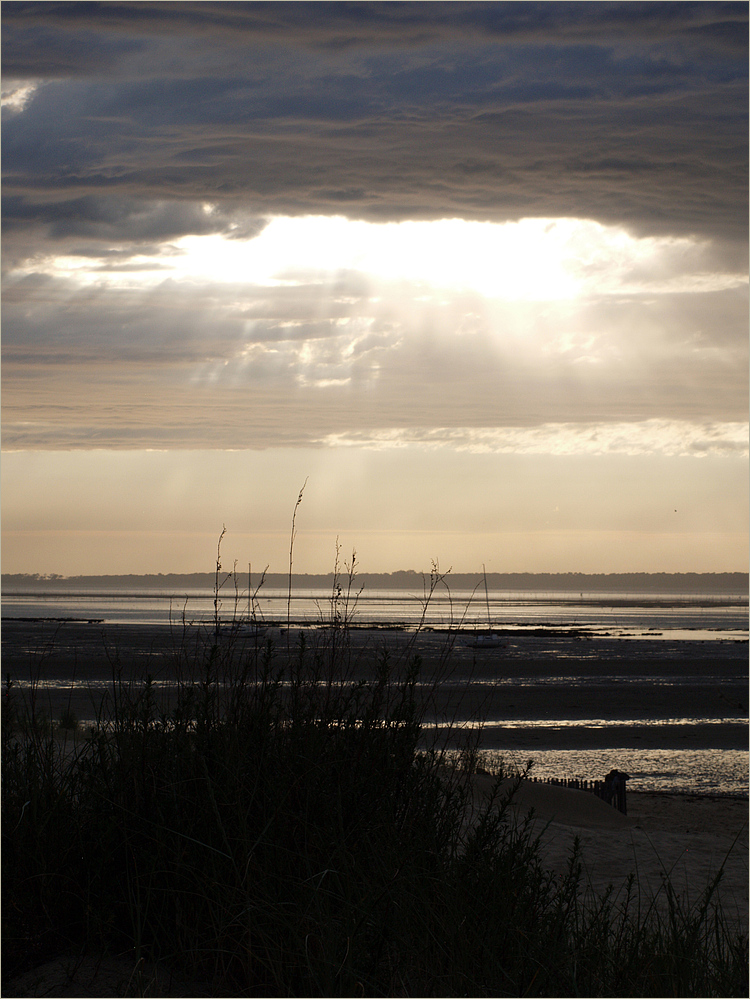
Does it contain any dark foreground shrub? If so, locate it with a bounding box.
[3,630,747,997]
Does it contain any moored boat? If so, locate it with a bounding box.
[464,564,506,648]
[464,633,505,648]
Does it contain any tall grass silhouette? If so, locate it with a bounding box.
[2,524,747,996]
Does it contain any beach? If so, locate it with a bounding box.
[3,619,747,996]
[467,778,748,930]
[3,619,747,752]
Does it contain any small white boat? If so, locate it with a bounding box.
[464,565,505,648]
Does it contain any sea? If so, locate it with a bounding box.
[2,585,747,639]
[3,585,747,798]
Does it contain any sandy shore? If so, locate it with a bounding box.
[466,777,748,930]
[5,619,746,903]
[4,620,746,997]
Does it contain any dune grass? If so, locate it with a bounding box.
[2,565,747,997]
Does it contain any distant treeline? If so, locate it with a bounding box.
[3,571,748,593]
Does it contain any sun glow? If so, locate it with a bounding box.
[15,215,744,303]
[187,216,582,300]
[1,79,41,113]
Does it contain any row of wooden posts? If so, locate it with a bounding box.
[526,775,628,815]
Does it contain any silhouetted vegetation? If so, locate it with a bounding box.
[3,666,746,993]
[3,558,747,996]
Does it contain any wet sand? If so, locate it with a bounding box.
[3,620,747,751]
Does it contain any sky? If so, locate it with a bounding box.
[2,1,748,577]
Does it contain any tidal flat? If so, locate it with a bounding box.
[3,618,746,752]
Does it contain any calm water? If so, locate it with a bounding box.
[480,748,748,797]
[3,587,747,640]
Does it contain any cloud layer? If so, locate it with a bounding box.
[1,2,747,464]
[3,1,747,242]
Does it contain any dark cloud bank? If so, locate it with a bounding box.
[3,1,747,244]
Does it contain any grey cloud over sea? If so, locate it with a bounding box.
[2,2,747,243]
[4,3,747,61]
[1,2,747,457]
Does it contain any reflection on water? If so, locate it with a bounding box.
[3,587,747,639]
[480,717,746,729]
[480,747,749,797]
[5,598,747,798]
[438,674,745,687]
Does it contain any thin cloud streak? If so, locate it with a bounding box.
[321,421,749,459]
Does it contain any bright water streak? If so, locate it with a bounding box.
[481,747,748,797]
[3,588,748,639]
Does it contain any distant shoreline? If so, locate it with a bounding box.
[3,570,748,593]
